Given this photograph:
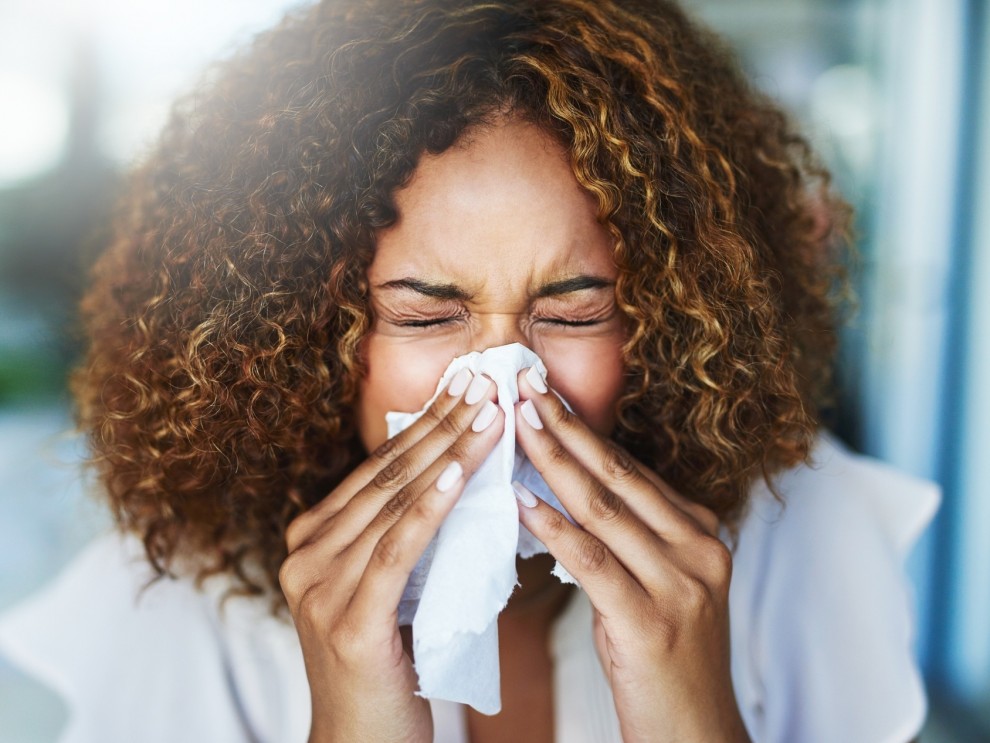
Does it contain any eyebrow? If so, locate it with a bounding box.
[376,278,472,300]
[375,275,614,300]
[533,275,614,299]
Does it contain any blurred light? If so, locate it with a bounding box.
[810,64,878,176]
[0,71,70,187]
[0,0,299,171]
[84,0,299,165]
[100,100,171,165]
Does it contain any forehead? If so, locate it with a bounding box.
[370,119,615,291]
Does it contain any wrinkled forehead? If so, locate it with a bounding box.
[369,119,616,295]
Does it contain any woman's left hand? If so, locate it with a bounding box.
[513,368,751,743]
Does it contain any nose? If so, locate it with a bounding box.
[467,312,530,354]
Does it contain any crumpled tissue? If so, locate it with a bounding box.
[385,342,575,715]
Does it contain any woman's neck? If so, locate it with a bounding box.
[501,553,576,634]
[464,553,574,743]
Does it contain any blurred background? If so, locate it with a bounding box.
[0,0,987,740]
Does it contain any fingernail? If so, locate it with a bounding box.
[471,400,499,432]
[512,481,538,508]
[520,399,543,430]
[447,368,472,397]
[464,374,492,405]
[437,461,463,492]
[525,366,547,394]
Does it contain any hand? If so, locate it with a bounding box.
[512,368,751,743]
[279,370,504,743]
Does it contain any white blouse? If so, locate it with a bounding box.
[0,432,939,743]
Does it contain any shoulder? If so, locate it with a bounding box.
[729,430,940,622]
[0,531,220,686]
[0,531,308,743]
[746,431,939,557]
[728,431,939,743]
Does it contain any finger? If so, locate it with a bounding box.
[512,482,643,622]
[516,367,701,541]
[344,402,504,564]
[348,461,466,630]
[287,387,503,585]
[334,379,502,545]
[629,461,721,538]
[285,369,469,550]
[523,366,719,537]
[286,369,493,550]
[346,370,491,500]
[514,402,672,577]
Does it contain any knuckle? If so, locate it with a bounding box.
[679,574,715,614]
[542,507,570,541]
[372,457,411,491]
[601,444,637,482]
[697,535,733,585]
[547,397,574,428]
[421,402,447,429]
[370,534,403,570]
[279,543,331,604]
[371,434,401,464]
[444,436,471,466]
[381,486,416,521]
[576,535,611,574]
[408,490,442,523]
[294,589,371,670]
[545,439,571,467]
[277,553,306,600]
[435,409,465,438]
[294,581,334,631]
[586,482,623,523]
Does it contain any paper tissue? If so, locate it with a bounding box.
[385,343,574,715]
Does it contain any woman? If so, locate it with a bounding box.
[0,1,937,741]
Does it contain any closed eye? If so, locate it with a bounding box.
[538,318,604,327]
[391,315,608,329]
[395,317,459,328]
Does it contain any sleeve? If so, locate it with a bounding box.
[753,437,940,743]
[0,532,256,743]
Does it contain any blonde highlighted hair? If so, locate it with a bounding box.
[73,0,850,607]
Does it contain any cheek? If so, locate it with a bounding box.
[538,336,625,436]
[356,334,454,452]
[356,333,627,452]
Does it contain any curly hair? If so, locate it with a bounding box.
[72,0,850,607]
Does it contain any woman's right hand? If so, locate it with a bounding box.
[279,369,503,743]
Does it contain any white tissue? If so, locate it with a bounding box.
[385,343,575,715]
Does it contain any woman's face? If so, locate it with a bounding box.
[356,118,626,452]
